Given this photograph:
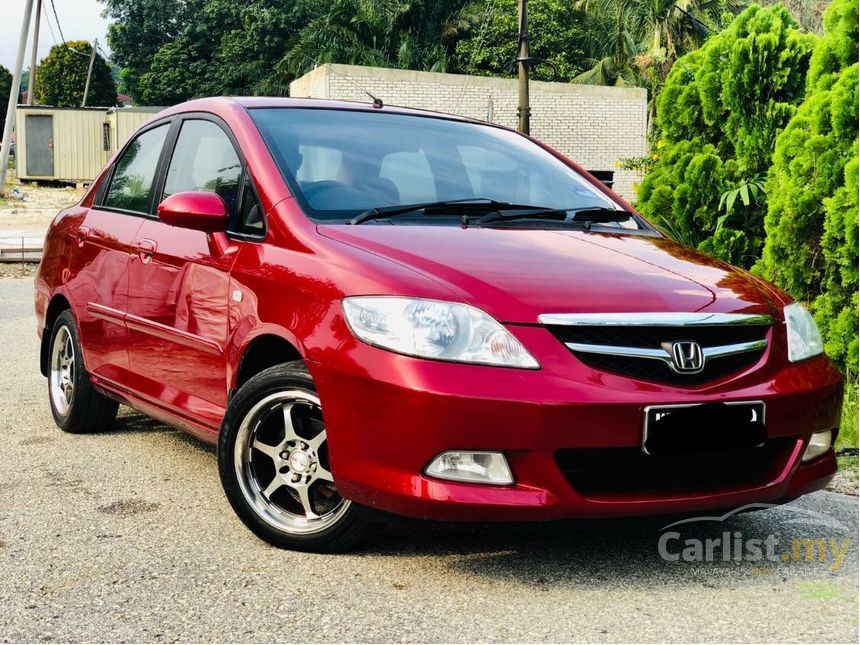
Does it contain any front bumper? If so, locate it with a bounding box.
[312,325,843,521]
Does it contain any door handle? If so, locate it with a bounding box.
[73,226,90,246]
[135,238,157,263]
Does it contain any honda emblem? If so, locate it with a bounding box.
[670,341,704,373]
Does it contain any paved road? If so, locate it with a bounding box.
[1,277,857,643]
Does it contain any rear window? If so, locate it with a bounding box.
[251,108,615,222]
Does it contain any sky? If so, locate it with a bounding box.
[1,0,111,73]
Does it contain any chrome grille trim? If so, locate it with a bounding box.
[564,339,768,372]
[538,312,773,327]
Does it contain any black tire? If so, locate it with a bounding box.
[218,361,373,552]
[47,309,119,433]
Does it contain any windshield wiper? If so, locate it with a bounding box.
[349,198,516,225]
[475,206,634,228]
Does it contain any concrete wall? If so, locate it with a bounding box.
[290,64,648,200]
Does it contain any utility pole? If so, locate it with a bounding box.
[26,0,42,105]
[516,0,530,134]
[81,39,97,107]
[0,0,35,196]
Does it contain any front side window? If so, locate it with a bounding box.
[163,119,242,214]
[104,123,169,213]
[251,108,616,222]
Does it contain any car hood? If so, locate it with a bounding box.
[318,225,778,323]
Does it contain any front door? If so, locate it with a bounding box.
[126,118,243,429]
[25,114,54,176]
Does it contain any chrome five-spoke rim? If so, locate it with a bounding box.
[234,391,350,535]
[50,325,75,416]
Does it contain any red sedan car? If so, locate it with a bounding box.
[35,98,843,551]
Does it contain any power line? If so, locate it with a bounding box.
[42,0,57,45]
[47,0,66,45]
[44,0,90,58]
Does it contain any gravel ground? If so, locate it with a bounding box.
[829,461,859,496]
[0,276,857,643]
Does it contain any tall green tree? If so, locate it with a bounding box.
[636,5,815,268]
[102,0,195,101]
[283,0,483,78]
[756,0,859,373]
[573,1,642,86]
[125,0,320,105]
[34,41,117,107]
[573,0,742,93]
[454,0,590,82]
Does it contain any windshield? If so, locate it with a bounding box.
[251,107,618,223]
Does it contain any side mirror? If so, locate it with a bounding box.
[157,191,228,233]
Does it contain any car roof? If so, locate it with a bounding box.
[158,96,485,125]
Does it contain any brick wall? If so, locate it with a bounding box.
[290,64,648,201]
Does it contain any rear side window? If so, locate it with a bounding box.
[163,120,242,215]
[104,123,169,213]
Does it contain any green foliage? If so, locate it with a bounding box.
[838,380,858,449]
[283,0,481,79]
[0,65,11,135]
[637,5,814,268]
[34,41,117,107]
[719,174,766,216]
[102,0,195,100]
[104,0,322,105]
[806,0,859,91]
[454,0,589,82]
[756,0,858,374]
[570,0,743,107]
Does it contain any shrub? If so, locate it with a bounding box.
[637,5,815,268]
[756,0,858,374]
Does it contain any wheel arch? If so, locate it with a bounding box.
[40,293,73,376]
[231,332,304,398]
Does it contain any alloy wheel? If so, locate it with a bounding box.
[233,390,350,535]
[50,325,75,416]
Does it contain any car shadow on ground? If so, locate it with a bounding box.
[109,408,216,453]
[114,408,858,588]
[367,509,857,589]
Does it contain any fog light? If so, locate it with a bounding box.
[802,430,833,462]
[424,451,514,485]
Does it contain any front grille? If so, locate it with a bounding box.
[550,324,768,348]
[544,319,770,386]
[556,438,797,496]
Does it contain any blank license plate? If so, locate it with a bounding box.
[643,401,766,455]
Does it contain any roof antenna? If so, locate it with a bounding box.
[301,56,384,109]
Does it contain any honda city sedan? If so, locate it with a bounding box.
[35,97,843,551]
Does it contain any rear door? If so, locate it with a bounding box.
[65,121,171,387]
[125,116,247,428]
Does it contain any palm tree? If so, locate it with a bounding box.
[574,0,742,88]
[573,3,643,86]
[284,0,484,77]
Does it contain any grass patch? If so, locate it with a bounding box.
[837,454,858,471]
[836,379,858,451]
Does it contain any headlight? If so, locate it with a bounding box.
[342,296,539,368]
[784,302,824,362]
